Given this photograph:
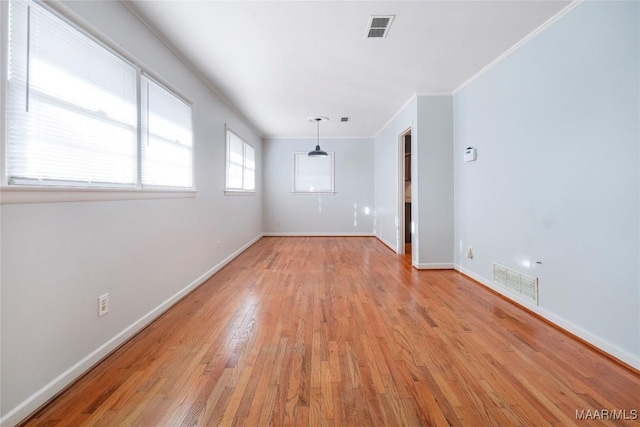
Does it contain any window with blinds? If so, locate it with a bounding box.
[141,75,193,188]
[5,0,193,190]
[293,152,334,193]
[225,127,255,192]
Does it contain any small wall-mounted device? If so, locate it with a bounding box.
[464,147,477,162]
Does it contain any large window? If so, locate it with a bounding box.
[293,152,335,193]
[5,0,193,190]
[141,75,193,188]
[225,127,255,193]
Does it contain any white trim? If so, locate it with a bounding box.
[1,0,7,187]
[0,186,198,204]
[453,0,583,94]
[413,263,454,270]
[397,131,403,255]
[141,70,192,109]
[415,92,453,97]
[0,233,264,427]
[454,264,640,370]
[224,190,256,196]
[42,0,193,106]
[374,93,417,139]
[263,232,374,237]
[409,123,419,266]
[375,233,397,253]
[120,1,263,138]
[0,5,5,427]
[263,136,373,141]
[397,127,412,255]
[290,192,337,195]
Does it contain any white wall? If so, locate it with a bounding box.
[415,96,454,268]
[373,95,454,269]
[0,1,263,424]
[454,1,640,368]
[262,138,374,235]
[2,1,638,425]
[374,98,417,251]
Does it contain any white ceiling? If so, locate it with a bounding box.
[129,1,571,138]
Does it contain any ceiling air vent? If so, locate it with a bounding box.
[341,117,350,122]
[366,15,394,38]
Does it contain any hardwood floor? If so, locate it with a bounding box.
[23,237,639,426]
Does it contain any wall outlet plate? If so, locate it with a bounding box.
[98,294,109,317]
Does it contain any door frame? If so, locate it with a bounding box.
[397,126,412,255]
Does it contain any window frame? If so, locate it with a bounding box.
[292,151,336,194]
[0,0,197,204]
[224,125,256,195]
[140,73,194,190]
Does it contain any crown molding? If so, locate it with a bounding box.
[120,1,263,138]
[454,0,583,95]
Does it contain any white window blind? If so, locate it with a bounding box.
[293,152,334,193]
[141,75,193,188]
[7,0,138,187]
[243,144,255,191]
[225,128,255,192]
[226,130,244,190]
[5,0,194,192]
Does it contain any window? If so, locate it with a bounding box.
[141,75,193,188]
[225,127,255,192]
[293,152,335,193]
[5,0,193,190]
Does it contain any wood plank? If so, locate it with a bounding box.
[21,237,640,427]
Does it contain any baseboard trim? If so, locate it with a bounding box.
[263,232,375,237]
[4,234,264,427]
[413,262,454,270]
[374,234,397,253]
[454,264,640,372]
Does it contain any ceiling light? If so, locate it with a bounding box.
[307,117,329,157]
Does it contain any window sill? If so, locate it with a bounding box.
[291,191,337,195]
[0,186,198,204]
[224,190,256,196]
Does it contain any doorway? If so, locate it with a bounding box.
[399,128,412,255]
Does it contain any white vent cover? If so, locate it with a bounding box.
[492,263,538,305]
[366,15,395,38]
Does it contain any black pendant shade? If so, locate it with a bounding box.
[308,145,328,157]
[308,117,329,157]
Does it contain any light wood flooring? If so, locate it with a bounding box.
[22,237,640,426]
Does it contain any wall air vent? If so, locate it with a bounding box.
[341,117,350,122]
[492,263,539,305]
[366,15,394,38]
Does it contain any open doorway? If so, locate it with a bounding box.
[399,128,412,255]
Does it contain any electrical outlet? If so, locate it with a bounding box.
[466,247,474,259]
[98,293,109,317]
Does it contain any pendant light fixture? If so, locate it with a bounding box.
[307,116,329,157]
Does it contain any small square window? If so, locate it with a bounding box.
[293,152,335,193]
